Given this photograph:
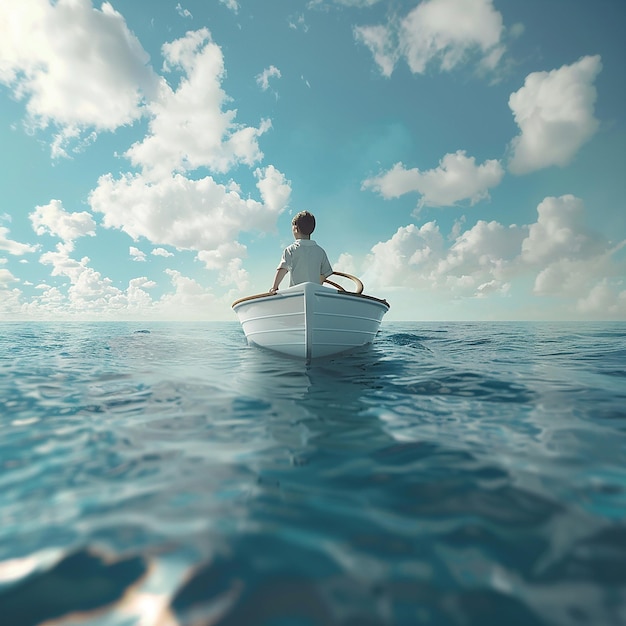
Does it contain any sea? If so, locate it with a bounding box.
[0,321,625,626]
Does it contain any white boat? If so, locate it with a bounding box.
[232,272,390,359]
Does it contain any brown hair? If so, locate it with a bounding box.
[292,211,316,236]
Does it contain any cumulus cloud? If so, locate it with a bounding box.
[87,167,289,291]
[508,56,602,174]
[30,200,96,246]
[362,195,625,316]
[89,166,290,281]
[156,270,221,318]
[125,28,270,179]
[0,226,39,255]
[198,242,249,287]
[0,0,158,156]
[152,248,174,258]
[124,277,156,310]
[38,243,122,313]
[0,285,23,317]
[130,246,147,262]
[23,242,222,320]
[334,252,358,275]
[197,241,246,271]
[255,165,292,212]
[0,267,19,286]
[577,280,626,317]
[363,151,504,209]
[365,219,522,295]
[355,0,505,77]
[521,195,605,265]
[256,65,282,91]
[520,195,625,312]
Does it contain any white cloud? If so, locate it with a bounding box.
[197,241,246,271]
[0,0,158,155]
[0,286,23,317]
[30,200,96,245]
[90,167,290,255]
[0,267,19,286]
[255,165,292,213]
[77,23,291,292]
[577,280,626,317]
[521,195,605,265]
[334,252,357,275]
[218,0,239,13]
[125,28,269,179]
[38,243,122,313]
[521,196,624,308]
[508,56,602,174]
[355,0,505,77]
[401,0,504,73]
[256,65,282,92]
[361,195,625,315]
[130,246,146,262]
[0,226,39,255]
[363,151,504,209]
[475,279,508,298]
[197,241,249,288]
[124,277,155,309]
[49,127,98,160]
[156,270,221,319]
[364,218,523,297]
[354,25,398,77]
[438,219,525,279]
[22,243,225,320]
[288,15,309,33]
[364,221,447,288]
[176,3,192,19]
[152,248,174,258]
[88,163,284,288]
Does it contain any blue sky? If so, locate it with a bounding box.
[0,0,624,321]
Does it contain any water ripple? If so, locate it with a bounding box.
[1,321,625,625]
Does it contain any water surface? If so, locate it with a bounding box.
[1,322,625,625]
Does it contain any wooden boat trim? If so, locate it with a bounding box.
[232,291,279,307]
[232,288,390,309]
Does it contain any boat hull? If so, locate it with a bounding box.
[232,282,389,359]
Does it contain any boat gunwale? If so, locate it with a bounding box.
[232,286,390,309]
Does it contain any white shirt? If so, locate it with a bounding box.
[278,239,333,286]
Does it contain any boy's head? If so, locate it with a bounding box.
[292,211,316,237]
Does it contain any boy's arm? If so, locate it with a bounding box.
[270,268,288,293]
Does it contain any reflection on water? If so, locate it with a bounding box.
[0,322,625,625]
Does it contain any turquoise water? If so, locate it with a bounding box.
[0,321,625,626]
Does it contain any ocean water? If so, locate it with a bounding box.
[0,321,625,626]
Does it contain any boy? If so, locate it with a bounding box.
[269,211,332,294]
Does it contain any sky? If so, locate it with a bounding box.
[0,0,625,322]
